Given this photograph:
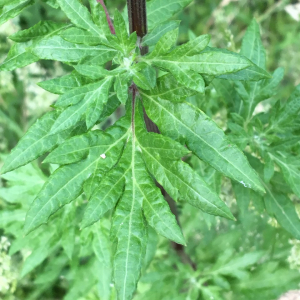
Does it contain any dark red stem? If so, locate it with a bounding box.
[127,0,148,55]
[97,0,115,34]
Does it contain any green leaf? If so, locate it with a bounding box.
[92,223,112,300]
[270,153,300,198]
[141,173,185,245]
[0,0,34,26]
[210,251,264,278]
[140,148,234,220]
[1,20,71,72]
[201,287,222,300]
[161,64,205,93]
[258,67,284,100]
[9,21,69,42]
[170,34,210,57]
[1,111,81,174]
[88,0,111,36]
[150,74,196,103]
[112,195,147,300]
[147,0,192,30]
[263,154,274,183]
[132,63,156,90]
[54,79,112,108]
[42,0,59,9]
[274,84,300,127]
[220,20,276,121]
[30,36,116,63]
[51,77,113,133]
[106,103,191,298]
[239,267,300,290]
[113,10,137,54]
[0,163,45,206]
[0,42,38,71]
[138,132,190,159]
[21,235,58,277]
[211,37,271,81]
[24,118,130,234]
[136,121,233,220]
[264,185,300,239]
[155,50,251,75]
[111,139,148,300]
[142,93,265,193]
[81,168,125,228]
[92,223,111,266]
[143,227,158,270]
[217,64,271,81]
[34,255,67,285]
[64,259,98,300]
[98,93,122,121]
[114,9,128,47]
[80,49,118,65]
[115,73,131,104]
[142,20,180,46]
[129,131,185,244]
[86,79,112,128]
[233,67,284,120]
[43,131,90,165]
[240,19,266,69]
[61,225,75,260]
[213,78,240,109]
[60,27,105,46]
[147,50,253,90]
[232,182,250,222]
[37,71,93,94]
[74,64,122,80]
[270,172,293,195]
[132,65,155,90]
[22,164,86,231]
[56,0,104,38]
[147,28,178,58]
[0,210,26,229]
[83,173,102,201]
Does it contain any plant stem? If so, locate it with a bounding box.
[127,0,196,270]
[127,0,148,55]
[127,0,157,132]
[97,0,115,34]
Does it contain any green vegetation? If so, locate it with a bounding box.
[1,1,300,299]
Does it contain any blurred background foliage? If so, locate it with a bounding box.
[1,0,300,299]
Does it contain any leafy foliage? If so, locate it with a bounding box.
[1,0,300,300]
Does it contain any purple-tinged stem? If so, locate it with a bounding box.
[97,0,115,34]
